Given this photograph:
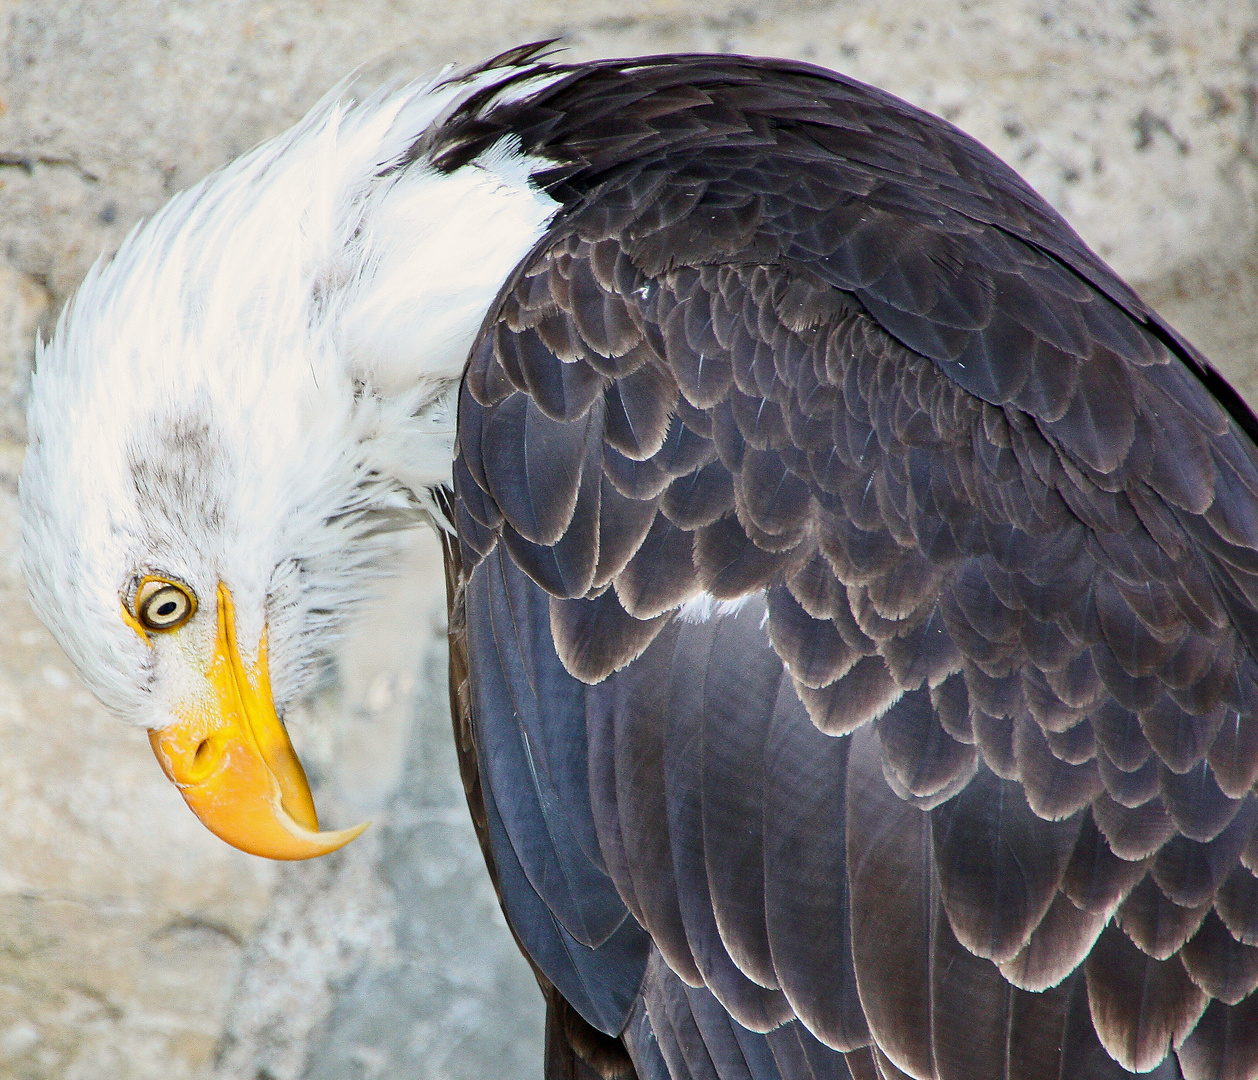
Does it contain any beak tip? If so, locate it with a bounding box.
[261,815,372,861]
[206,811,372,862]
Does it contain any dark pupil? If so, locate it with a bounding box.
[157,600,178,617]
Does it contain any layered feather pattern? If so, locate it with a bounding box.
[438,50,1258,1080]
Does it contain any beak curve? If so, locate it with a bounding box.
[149,584,368,860]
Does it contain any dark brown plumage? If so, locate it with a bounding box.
[436,45,1258,1080]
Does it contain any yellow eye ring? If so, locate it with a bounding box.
[134,576,197,633]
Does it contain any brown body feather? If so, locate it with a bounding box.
[435,47,1258,1080]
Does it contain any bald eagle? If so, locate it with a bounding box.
[19,43,1258,1080]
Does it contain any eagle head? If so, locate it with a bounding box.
[18,68,558,859]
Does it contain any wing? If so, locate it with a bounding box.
[446,58,1258,1080]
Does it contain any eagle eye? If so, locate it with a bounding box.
[135,577,197,632]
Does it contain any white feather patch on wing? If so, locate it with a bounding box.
[676,592,761,624]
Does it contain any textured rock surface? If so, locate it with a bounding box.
[1,2,1257,1078]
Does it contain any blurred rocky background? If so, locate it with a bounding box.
[1,1,1257,1077]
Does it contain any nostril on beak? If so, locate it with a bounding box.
[193,739,211,767]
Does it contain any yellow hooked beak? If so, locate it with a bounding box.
[147,585,368,860]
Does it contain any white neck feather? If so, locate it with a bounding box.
[336,137,560,503]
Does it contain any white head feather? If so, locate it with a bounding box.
[20,60,561,727]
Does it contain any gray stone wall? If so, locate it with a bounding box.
[1,2,1257,1077]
